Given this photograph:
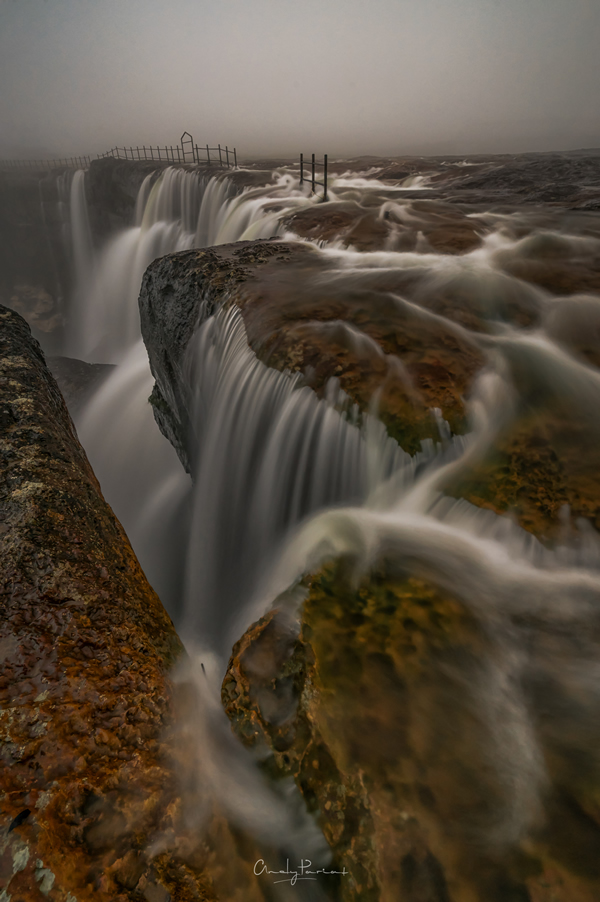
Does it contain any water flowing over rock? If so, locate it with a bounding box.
[139,226,600,900]
[6,151,600,900]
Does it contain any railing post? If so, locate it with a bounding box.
[206,144,211,165]
[218,144,223,167]
[234,147,237,168]
[300,153,303,185]
[323,154,328,201]
[225,146,229,167]
[177,146,181,163]
[312,153,315,193]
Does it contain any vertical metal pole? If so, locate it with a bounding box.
[300,153,303,184]
[136,146,140,160]
[206,145,211,165]
[323,154,328,201]
[129,147,133,159]
[234,147,237,168]
[312,153,315,193]
[177,146,181,163]
[218,144,223,167]
[225,146,229,167]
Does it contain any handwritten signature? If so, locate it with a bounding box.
[254,859,348,886]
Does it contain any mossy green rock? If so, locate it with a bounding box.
[224,562,600,902]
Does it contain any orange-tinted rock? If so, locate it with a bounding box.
[0,306,221,900]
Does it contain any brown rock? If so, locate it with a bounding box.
[0,305,221,901]
[224,563,600,902]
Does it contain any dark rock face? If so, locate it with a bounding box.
[46,356,115,416]
[0,306,223,901]
[0,171,68,347]
[84,158,159,240]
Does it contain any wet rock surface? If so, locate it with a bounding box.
[223,563,600,902]
[138,220,600,900]
[0,305,226,901]
[139,233,600,539]
[139,240,483,468]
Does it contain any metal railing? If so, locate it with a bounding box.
[0,132,238,171]
[299,153,328,201]
[0,155,91,171]
[97,134,237,168]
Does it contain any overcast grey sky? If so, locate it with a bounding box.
[1,0,599,159]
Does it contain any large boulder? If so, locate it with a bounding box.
[139,240,484,468]
[223,562,600,902]
[139,238,600,539]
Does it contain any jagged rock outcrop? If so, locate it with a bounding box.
[0,306,224,901]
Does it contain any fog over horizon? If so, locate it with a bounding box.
[1,0,599,161]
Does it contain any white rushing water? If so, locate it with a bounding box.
[71,167,311,612]
[64,162,600,863]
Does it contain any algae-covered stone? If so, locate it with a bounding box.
[224,561,600,902]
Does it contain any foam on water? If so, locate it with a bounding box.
[62,162,600,858]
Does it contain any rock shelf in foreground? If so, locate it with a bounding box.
[0,306,220,902]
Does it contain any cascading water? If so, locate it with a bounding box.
[60,158,600,885]
[70,166,314,615]
[180,302,417,650]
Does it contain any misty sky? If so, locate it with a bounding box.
[1,0,599,159]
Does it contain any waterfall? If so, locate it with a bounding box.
[60,160,600,864]
[67,166,309,616]
[75,340,191,616]
[69,169,94,288]
[67,169,236,361]
[180,302,422,651]
[66,168,310,362]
